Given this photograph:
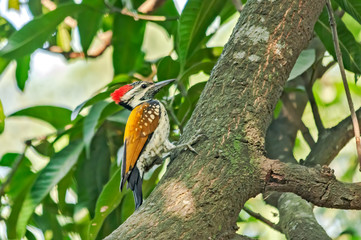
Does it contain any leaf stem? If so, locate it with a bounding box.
[0,142,31,201]
[104,0,178,21]
[326,0,361,171]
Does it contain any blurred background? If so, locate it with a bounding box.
[0,0,361,239]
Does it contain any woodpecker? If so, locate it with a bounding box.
[111,79,199,209]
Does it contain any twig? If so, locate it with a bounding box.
[138,0,166,14]
[0,143,31,200]
[326,0,361,170]
[45,31,112,59]
[41,0,77,28]
[104,0,178,22]
[281,94,315,148]
[243,207,282,232]
[305,66,325,134]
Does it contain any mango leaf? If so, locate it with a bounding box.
[76,127,110,217]
[7,182,34,238]
[177,81,206,124]
[157,56,180,81]
[152,0,179,36]
[288,49,316,80]
[15,140,84,238]
[315,9,361,74]
[0,17,15,41]
[107,109,129,123]
[88,168,124,240]
[71,90,113,121]
[33,140,55,157]
[0,153,36,200]
[0,3,84,59]
[78,0,105,55]
[15,55,31,91]
[335,0,361,24]
[0,58,10,74]
[83,101,109,156]
[28,0,42,17]
[0,99,4,134]
[112,14,145,75]
[178,0,227,65]
[179,61,215,83]
[10,106,72,129]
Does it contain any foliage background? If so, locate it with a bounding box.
[0,0,360,239]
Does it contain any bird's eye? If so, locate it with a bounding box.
[141,84,147,89]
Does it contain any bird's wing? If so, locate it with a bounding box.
[120,101,160,190]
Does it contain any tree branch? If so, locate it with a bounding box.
[277,193,331,240]
[263,159,361,209]
[326,0,361,170]
[105,0,327,238]
[265,46,331,239]
[305,66,325,134]
[281,94,315,148]
[305,107,361,167]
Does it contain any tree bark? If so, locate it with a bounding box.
[105,0,327,239]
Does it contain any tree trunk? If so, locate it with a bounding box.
[105,0,326,239]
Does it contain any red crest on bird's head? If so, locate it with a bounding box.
[111,85,133,104]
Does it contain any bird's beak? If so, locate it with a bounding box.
[153,79,175,91]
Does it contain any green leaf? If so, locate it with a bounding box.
[0,99,5,134]
[315,9,361,74]
[15,55,31,91]
[0,3,84,59]
[112,14,146,75]
[335,0,361,24]
[177,82,206,124]
[107,109,129,123]
[76,127,110,217]
[10,106,72,129]
[0,57,11,74]
[0,153,36,200]
[0,17,15,39]
[152,0,179,36]
[287,49,316,80]
[83,101,109,156]
[33,140,55,157]
[88,168,124,240]
[15,140,84,238]
[157,56,180,81]
[71,91,113,121]
[28,0,42,17]
[179,61,215,83]
[78,0,105,55]
[178,0,227,65]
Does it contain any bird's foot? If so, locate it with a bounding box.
[172,130,203,154]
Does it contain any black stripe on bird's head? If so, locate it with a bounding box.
[111,79,175,109]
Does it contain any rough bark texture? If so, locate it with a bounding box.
[265,52,331,239]
[105,0,327,239]
[277,193,331,240]
[263,159,361,209]
[305,107,361,167]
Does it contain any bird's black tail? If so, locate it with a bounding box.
[127,166,143,209]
